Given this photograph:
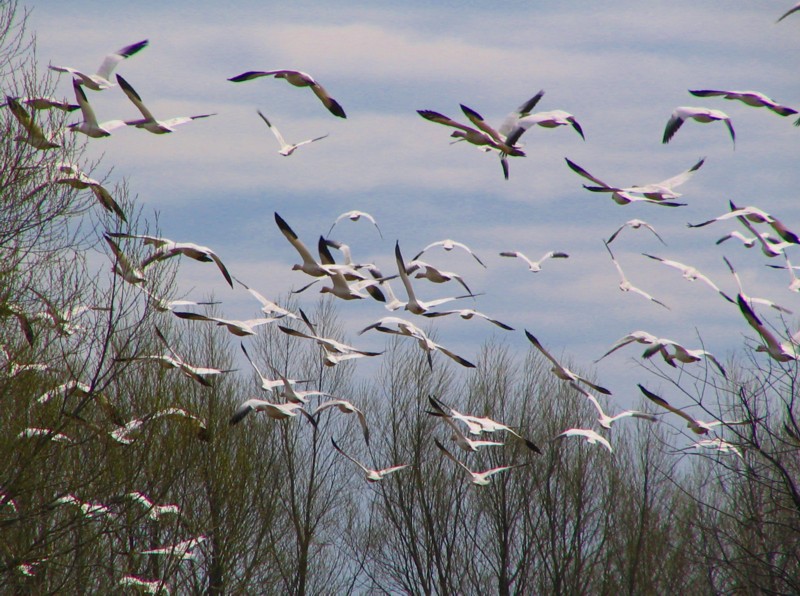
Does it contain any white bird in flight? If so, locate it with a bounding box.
[639,384,752,435]
[642,253,732,302]
[736,294,800,363]
[257,109,328,156]
[313,399,370,445]
[141,536,206,561]
[499,250,569,273]
[52,161,127,221]
[67,79,126,138]
[434,438,528,486]
[5,96,61,149]
[564,158,686,207]
[328,210,383,238]
[49,39,148,91]
[688,89,797,117]
[413,238,486,268]
[331,438,410,482]
[606,219,666,245]
[687,200,800,246]
[604,242,669,310]
[554,428,613,453]
[525,330,612,395]
[662,106,735,147]
[569,383,657,430]
[228,69,347,118]
[117,75,216,134]
[172,311,283,337]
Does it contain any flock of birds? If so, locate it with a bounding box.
[3,9,799,584]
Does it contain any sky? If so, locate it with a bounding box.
[20,0,800,415]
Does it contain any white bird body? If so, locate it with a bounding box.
[110,408,207,444]
[141,536,206,561]
[435,438,526,486]
[331,438,410,482]
[565,159,686,207]
[104,234,146,285]
[110,232,233,288]
[127,492,180,520]
[395,243,474,316]
[229,398,312,425]
[49,39,148,90]
[228,69,346,118]
[555,428,613,453]
[526,330,611,395]
[639,384,752,434]
[5,96,61,149]
[736,294,800,362]
[413,239,486,268]
[688,200,799,246]
[257,110,327,155]
[663,106,735,146]
[591,158,705,201]
[692,438,743,458]
[500,250,569,273]
[117,75,215,134]
[607,219,666,245]
[689,89,797,117]
[569,383,657,429]
[604,242,669,309]
[173,311,282,337]
[328,210,383,238]
[360,316,475,368]
[508,109,585,140]
[313,399,370,444]
[68,79,126,137]
[643,253,731,301]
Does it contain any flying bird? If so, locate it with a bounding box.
[434,438,528,486]
[736,294,800,362]
[172,311,283,337]
[525,330,611,395]
[499,250,569,273]
[506,109,585,141]
[422,307,514,331]
[569,383,657,429]
[331,438,410,482]
[313,399,370,445]
[257,109,328,156]
[412,239,486,268]
[564,158,686,207]
[418,107,525,157]
[359,315,476,369]
[141,536,206,561]
[395,243,475,316]
[606,219,666,245]
[639,385,752,435]
[229,398,315,426]
[109,232,233,288]
[5,96,61,149]
[688,89,798,117]
[67,79,126,137]
[662,106,735,146]
[117,75,216,134]
[584,157,705,202]
[49,39,149,91]
[228,69,346,118]
[687,200,800,245]
[554,428,613,453]
[642,253,732,302]
[328,210,383,238]
[4,96,78,112]
[604,242,669,309]
[103,234,146,285]
[52,162,127,221]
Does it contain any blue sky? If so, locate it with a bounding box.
[23,1,800,412]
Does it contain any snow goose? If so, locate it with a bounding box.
[257,109,327,155]
[569,383,657,429]
[67,79,126,137]
[662,107,735,146]
[49,39,148,90]
[117,75,215,134]
[639,384,753,434]
[525,330,611,395]
[331,438,410,482]
[228,69,346,118]
[499,250,569,273]
[689,89,797,117]
[434,438,528,486]
[5,96,60,149]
